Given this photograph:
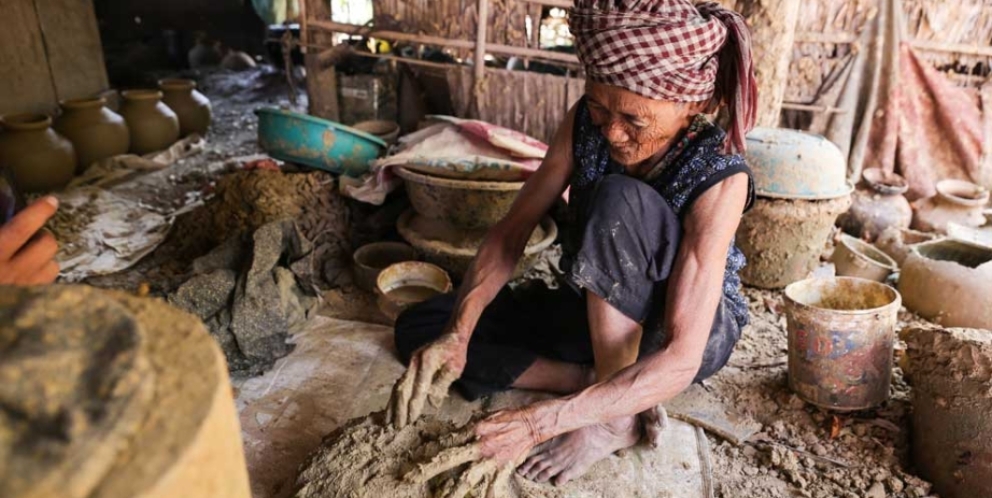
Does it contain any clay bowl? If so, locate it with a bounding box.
[375,261,453,320]
[745,127,853,200]
[352,120,400,145]
[936,179,990,207]
[397,209,557,281]
[832,234,899,281]
[898,239,992,330]
[352,242,419,292]
[862,168,909,196]
[394,167,525,229]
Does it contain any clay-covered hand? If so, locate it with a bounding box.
[404,409,541,497]
[387,333,468,428]
[0,197,60,286]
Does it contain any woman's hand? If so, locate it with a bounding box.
[0,197,59,286]
[388,332,468,428]
[403,408,544,497]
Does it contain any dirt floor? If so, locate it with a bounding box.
[97,65,942,497]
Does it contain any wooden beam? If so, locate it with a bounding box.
[303,0,338,120]
[781,102,847,114]
[474,0,490,113]
[525,0,572,8]
[308,19,581,66]
[794,32,859,44]
[909,39,992,58]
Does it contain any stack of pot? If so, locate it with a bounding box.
[0,78,211,194]
[735,128,853,289]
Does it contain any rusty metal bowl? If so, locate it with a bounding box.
[784,277,902,411]
[394,166,525,229]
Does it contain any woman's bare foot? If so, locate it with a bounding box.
[515,415,639,486]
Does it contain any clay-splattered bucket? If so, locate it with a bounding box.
[783,277,902,411]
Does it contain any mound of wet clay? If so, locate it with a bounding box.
[293,414,477,498]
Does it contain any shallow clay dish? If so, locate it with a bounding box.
[352,242,418,292]
[832,234,898,281]
[376,261,453,320]
[394,166,525,229]
[397,210,557,281]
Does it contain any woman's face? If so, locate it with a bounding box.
[585,82,704,167]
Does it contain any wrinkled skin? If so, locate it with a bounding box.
[0,197,60,286]
[389,82,748,489]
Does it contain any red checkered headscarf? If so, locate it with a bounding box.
[569,0,757,154]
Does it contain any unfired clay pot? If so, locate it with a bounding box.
[838,168,912,241]
[875,227,939,266]
[159,79,212,137]
[831,234,898,281]
[737,195,852,289]
[912,179,989,234]
[54,97,130,172]
[898,239,992,330]
[221,50,257,71]
[120,90,181,155]
[0,113,76,193]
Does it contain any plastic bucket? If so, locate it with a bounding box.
[784,277,902,411]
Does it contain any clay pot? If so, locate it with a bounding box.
[375,261,452,321]
[188,39,222,69]
[221,50,257,71]
[737,195,852,289]
[912,179,989,234]
[838,168,912,241]
[159,79,212,137]
[352,242,418,293]
[353,120,400,146]
[902,326,992,498]
[395,166,524,229]
[875,227,940,266]
[119,90,181,155]
[54,97,130,173]
[0,113,76,193]
[898,239,992,329]
[832,234,898,281]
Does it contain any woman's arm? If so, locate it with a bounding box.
[389,105,578,427]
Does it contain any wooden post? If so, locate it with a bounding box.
[303,0,340,121]
[473,0,490,116]
[736,0,802,128]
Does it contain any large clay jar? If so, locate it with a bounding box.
[159,78,212,137]
[0,113,76,193]
[737,195,852,289]
[912,179,989,234]
[898,239,992,330]
[838,168,913,241]
[119,90,180,155]
[54,97,130,173]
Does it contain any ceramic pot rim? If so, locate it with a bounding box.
[784,276,902,316]
[0,113,52,131]
[862,168,909,196]
[838,234,898,271]
[122,89,164,101]
[158,78,196,91]
[353,242,418,271]
[59,97,107,110]
[375,261,453,296]
[936,179,989,207]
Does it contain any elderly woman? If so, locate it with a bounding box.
[388,0,757,487]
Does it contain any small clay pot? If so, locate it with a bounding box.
[352,242,418,292]
[54,97,130,173]
[832,234,898,281]
[221,50,257,71]
[159,79,212,137]
[912,179,989,234]
[0,113,76,193]
[898,239,992,329]
[875,227,940,266]
[838,168,912,241]
[120,90,180,155]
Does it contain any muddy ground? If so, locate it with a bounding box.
[128,66,941,497]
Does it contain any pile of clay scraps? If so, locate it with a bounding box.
[341,116,548,204]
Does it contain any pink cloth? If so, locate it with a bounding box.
[569,0,757,154]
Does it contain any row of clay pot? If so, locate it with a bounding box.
[0,79,211,193]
